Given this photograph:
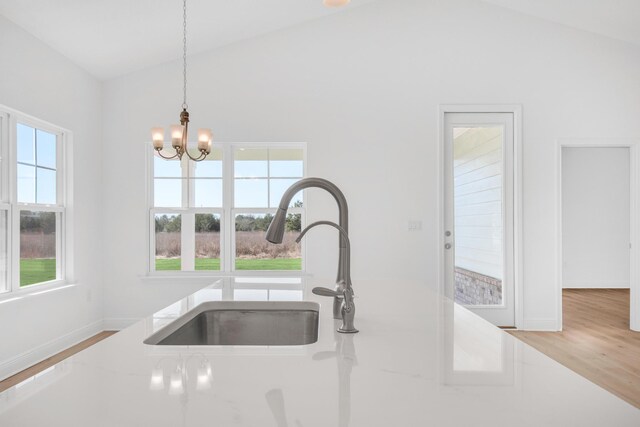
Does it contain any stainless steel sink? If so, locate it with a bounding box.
[144,301,319,346]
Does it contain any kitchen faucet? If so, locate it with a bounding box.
[296,221,358,334]
[265,177,349,320]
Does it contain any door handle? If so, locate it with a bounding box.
[445,243,452,249]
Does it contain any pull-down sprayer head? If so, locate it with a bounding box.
[265,177,349,247]
[265,208,287,244]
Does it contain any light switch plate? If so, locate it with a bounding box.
[408,220,422,231]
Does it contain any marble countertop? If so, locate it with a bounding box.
[1,276,639,426]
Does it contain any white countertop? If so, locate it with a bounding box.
[1,277,638,426]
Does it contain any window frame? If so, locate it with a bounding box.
[0,104,72,298]
[0,112,10,294]
[147,142,307,277]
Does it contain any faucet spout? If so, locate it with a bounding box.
[265,177,349,285]
[266,177,349,320]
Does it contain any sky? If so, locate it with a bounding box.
[17,123,57,205]
[16,128,305,210]
[153,150,304,209]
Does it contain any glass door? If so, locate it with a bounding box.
[444,112,515,327]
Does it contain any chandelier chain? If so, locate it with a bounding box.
[182,0,188,109]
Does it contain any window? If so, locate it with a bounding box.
[149,144,305,274]
[233,148,304,271]
[0,106,69,295]
[152,148,223,272]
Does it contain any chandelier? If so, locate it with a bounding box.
[151,0,212,162]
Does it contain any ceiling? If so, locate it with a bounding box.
[480,0,640,47]
[1,0,639,81]
[0,0,378,80]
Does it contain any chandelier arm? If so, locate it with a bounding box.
[184,149,208,162]
[155,148,181,160]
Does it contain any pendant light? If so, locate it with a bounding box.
[151,0,212,162]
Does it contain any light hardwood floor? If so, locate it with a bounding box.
[0,331,117,393]
[508,289,640,409]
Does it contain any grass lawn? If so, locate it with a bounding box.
[155,258,220,271]
[235,258,301,270]
[155,258,301,271]
[20,258,56,287]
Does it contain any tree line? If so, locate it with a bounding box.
[155,211,301,233]
[20,212,56,234]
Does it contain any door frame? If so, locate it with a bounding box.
[437,105,523,329]
[557,139,640,331]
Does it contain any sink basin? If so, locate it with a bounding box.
[144,301,319,346]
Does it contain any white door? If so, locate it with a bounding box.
[444,112,515,327]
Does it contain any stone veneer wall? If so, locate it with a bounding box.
[455,267,502,305]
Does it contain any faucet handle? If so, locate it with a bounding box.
[313,286,354,312]
[313,287,358,334]
[312,287,342,298]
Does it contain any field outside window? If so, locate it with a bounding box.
[20,211,58,286]
[150,144,305,273]
[234,212,302,271]
[154,213,181,271]
[195,213,221,270]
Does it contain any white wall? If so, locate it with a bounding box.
[101,0,640,330]
[562,147,630,289]
[0,16,103,378]
[454,127,503,280]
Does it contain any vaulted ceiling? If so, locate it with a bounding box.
[0,0,379,80]
[1,0,639,81]
[480,0,640,47]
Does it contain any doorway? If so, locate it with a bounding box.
[558,141,639,331]
[441,108,521,328]
[562,147,629,290]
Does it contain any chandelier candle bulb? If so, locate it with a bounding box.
[170,125,183,149]
[197,128,212,151]
[151,127,165,149]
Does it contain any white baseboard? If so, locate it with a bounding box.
[102,317,140,331]
[522,318,559,331]
[0,319,104,382]
[562,281,630,289]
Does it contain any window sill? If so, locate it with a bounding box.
[0,281,79,305]
[140,271,312,284]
